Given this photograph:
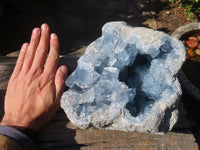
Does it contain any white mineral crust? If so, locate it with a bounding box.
[61,21,186,133]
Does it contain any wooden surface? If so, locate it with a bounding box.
[0,50,199,150]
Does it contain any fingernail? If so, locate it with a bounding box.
[21,43,28,50]
[61,66,67,74]
[33,28,40,35]
[51,33,57,40]
[41,23,49,31]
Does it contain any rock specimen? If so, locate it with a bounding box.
[61,22,186,133]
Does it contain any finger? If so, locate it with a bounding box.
[22,28,41,73]
[43,33,59,76]
[55,65,67,101]
[31,23,50,72]
[11,43,29,79]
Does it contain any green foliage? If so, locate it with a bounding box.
[169,0,200,21]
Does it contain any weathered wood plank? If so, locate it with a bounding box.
[38,115,198,150]
[76,128,198,150]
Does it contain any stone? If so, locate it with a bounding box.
[61,21,186,133]
[166,11,171,15]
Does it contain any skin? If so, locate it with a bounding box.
[0,24,67,131]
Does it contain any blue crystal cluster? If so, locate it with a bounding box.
[61,22,186,133]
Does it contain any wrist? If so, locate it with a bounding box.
[0,119,19,127]
[0,118,33,131]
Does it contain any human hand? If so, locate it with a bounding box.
[0,24,67,131]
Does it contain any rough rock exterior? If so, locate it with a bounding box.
[61,22,186,133]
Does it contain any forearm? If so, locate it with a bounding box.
[0,125,37,150]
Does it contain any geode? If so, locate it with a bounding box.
[61,22,186,133]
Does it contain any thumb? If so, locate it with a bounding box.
[55,65,68,101]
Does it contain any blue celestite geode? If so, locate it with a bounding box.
[61,22,186,133]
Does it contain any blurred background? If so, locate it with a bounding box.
[0,0,137,56]
[0,0,191,56]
